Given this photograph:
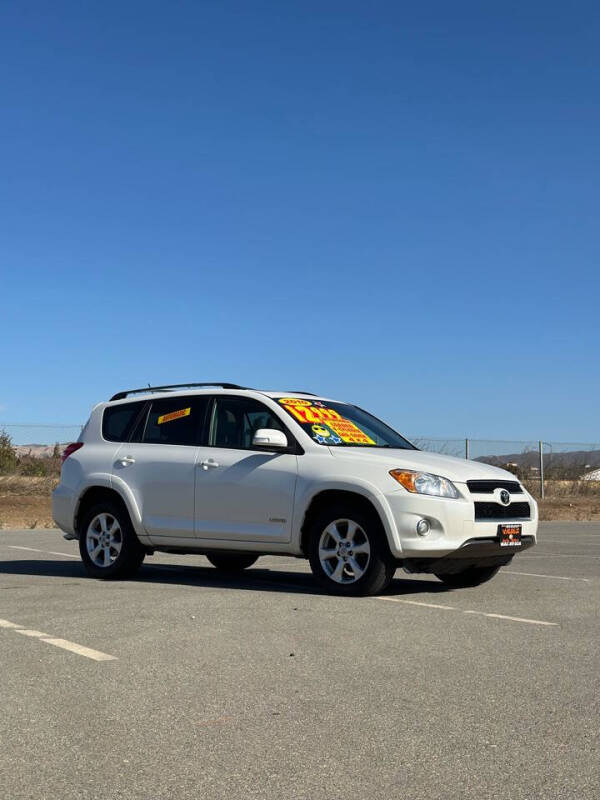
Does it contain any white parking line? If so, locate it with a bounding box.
[504,570,590,582]
[48,550,79,559]
[40,638,117,661]
[0,617,117,661]
[463,610,558,627]
[7,545,79,559]
[275,562,591,584]
[379,597,455,611]
[376,598,557,627]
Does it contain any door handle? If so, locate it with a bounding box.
[199,458,219,470]
[119,456,136,466]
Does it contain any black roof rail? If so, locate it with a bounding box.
[285,391,318,396]
[110,383,247,401]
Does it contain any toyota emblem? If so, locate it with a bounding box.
[499,489,511,506]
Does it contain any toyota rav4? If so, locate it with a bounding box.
[52,382,538,596]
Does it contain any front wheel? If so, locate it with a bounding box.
[79,500,145,579]
[435,565,501,588]
[206,553,259,572]
[307,505,396,596]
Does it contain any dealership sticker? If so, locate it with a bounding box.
[312,424,331,438]
[285,404,343,424]
[325,419,375,445]
[157,407,191,425]
[278,398,312,407]
[311,423,342,444]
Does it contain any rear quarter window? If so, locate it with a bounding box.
[102,402,146,442]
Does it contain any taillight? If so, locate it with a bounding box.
[61,442,84,463]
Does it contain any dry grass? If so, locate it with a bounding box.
[2,476,600,530]
[0,476,58,529]
[538,496,600,520]
[525,480,600,520]
[524,479,600,497]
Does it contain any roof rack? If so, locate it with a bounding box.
[110,383,247,401]
[286,391,318,396]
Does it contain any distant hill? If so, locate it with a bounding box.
[14,444,67,458]
[476,449,600,472]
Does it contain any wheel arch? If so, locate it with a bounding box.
[74,484,149,545]
[299,488,397,558]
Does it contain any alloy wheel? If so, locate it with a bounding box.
[86,513,123,568]
[318,518,371,584]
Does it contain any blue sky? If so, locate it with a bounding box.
[1,1,598,441]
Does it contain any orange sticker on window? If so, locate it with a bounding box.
[325,419,375,445]
[157,407,191,425]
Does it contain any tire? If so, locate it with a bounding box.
[206,553,259,572]
[79,500,145,579]
[307,503,396,596]
[435,565,501,589]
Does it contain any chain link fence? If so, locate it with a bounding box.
[410,437,600,498]
[1,424,600,499]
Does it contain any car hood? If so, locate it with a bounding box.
[328,447,519,484]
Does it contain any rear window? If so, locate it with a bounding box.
[102,402,145,442]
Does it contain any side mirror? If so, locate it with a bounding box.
[252,428,289,450]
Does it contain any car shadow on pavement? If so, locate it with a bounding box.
[0,558,448,597]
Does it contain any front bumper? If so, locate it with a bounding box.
[385,485,538,558]
[402,535,536,574]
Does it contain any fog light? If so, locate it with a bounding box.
[416,518,431,537]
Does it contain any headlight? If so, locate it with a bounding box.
[389,469,460,498]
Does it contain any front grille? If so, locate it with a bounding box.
[474,501,530,520]
[467,480,523,494]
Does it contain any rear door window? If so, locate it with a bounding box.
[141,396,208,446]
[102,402,146,442]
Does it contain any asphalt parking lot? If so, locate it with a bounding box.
[0,523,598,800]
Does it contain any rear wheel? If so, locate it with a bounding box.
[307,504,396,596]
[435,565,501,588]
[79,500,145,579]
[206,553,259,572]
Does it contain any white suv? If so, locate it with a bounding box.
[52,383,538,596]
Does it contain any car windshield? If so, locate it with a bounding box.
[275,398,417,449]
